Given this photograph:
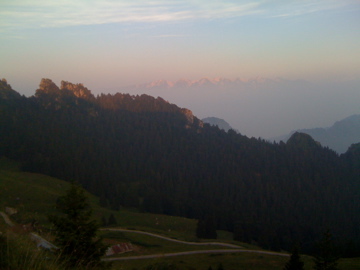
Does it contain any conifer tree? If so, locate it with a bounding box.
[283,246,304,270]
[107,213,117,226]
[48,182,108,268]
[313,230,339,270]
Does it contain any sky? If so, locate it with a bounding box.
[1,0,360,93]
[1,0,360,137]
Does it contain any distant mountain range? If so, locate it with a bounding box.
[273,114,360,154]
[124,77,292,90]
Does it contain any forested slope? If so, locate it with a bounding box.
[1,78,359,256]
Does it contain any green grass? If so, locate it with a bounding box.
[105,209,198,242]
[0,226,64,270]
[0,158,198,241]
[0,171,98,226]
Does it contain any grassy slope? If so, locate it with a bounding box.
[0,157,359,270]
[0,157,197,239]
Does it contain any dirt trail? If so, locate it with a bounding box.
[100,228,242,248]
[101,228,289,261]
[103,249,289,261]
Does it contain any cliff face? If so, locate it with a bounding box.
[35,79,94,99]
[181,108,194,124]
[60,81,94,99]
[36,78,60,95]
[180,108,203,130]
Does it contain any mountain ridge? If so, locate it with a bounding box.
[202,117,233,132]
[273,114,360,153]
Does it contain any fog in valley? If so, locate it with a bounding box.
[122,78,360,139]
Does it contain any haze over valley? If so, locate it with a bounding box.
[121,77,360,139]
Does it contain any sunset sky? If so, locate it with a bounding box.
[1,0,360,96]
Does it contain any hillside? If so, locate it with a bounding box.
[1,78,360,256]
[0,158,290,270]
[2,158,360,270]
[274,114,360,153]
[202,117,233,132]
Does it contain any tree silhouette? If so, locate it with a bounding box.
[107,213,117,226]
[283,245,304,270]
[48,182,108,268]
[313,230,339,270]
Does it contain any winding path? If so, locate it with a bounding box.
[103,249,289,261]
[100,228,289,261]
[100,228,242,248]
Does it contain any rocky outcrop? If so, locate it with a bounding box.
[61,81,94,99]
[181,108,194,125]
[36,78,60,95]
[33,78,203,130]
[180,108,203,130]
[35,78,94,99]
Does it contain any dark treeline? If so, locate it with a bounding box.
[1,78,360,256]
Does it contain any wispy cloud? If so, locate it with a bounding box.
[151,34,187,38]
[0,0,260,30]
[0,0,358,31]
[267,0,358,18]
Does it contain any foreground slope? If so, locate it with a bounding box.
[1,78,360,256]
[2,159,360,270]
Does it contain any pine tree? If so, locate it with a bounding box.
[107,213,117,226]
[283,246,304,270]
[313,230,339,270]
[48,182,108,268]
